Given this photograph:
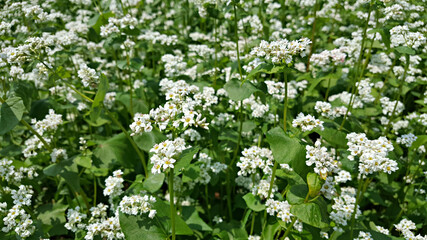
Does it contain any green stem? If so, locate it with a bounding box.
[106,110,148,177]
[93,176,97,207]
[169,169,176,240]
[233,4,243,82]
[281,217,297,239]
[20,119,52,151]
[349,178,370,239]
[126,50,134,117]
[306,0,319,72]
[283,72,288,132]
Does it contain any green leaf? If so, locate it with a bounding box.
[182,206,212,231]
[246,62,286,79]
[287,184,308,205]
[143,173,165,193]
[90,74,108,123]
[291,202,329,228]
[409,135,427,151]
[315,127,348,149]
[224,78,259,101]
[243,193,266,212]
[119,199,193,239]
[307,173,322,198]
[94,133,139,168]
[266,127,308,179]
[395,46,415,55]
[174,147,199,176]
[74,155,92,169]
[0,97,25,135]
[134,130,166,152]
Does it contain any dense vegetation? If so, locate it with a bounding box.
[0,0,426,239]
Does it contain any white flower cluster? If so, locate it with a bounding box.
[309,49,346,70]
[2,204,35,238]
[0,158,37,184]
[138,30,178,46]
[314,101,348,119]
[78,64,98,88]
[306,140,340,179]
[195,153,227,184]
[129,113,152,136]
[50,148,68,162]
[396,133,417,148]
[380,97,405,117]
[119,194,157,218]
[395,219,426,240]
[320,177,337,200]
[390,25,426,49]
[150,138,190,174]
[252,179,277,199]
[329,91,363,109]
[266,199,293,223]
[237,146,274,176]
[356,79,375,103]
[250,38,311,64]
[265,80,307,102]
[103,170,124,199]
[23,109,63,158]
[354,231,373,240]
[100,14,138,37]
[181,128,202,142]
[129,79,210,135]
[103,92,116,109]
[292,112,324,132]
[11,185,33,206]
[242,95,270,118]
[65,207,87,232]
[346,133,398,176]
[161,54,188,77]
[368,53,392,74]
[330,187,361,227]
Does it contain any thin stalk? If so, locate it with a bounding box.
[306,0,319,72]
[233,4,243,82]
[324,78,331,101]
[281,217,297,240]
[375,57,397,104]
[169,169,176,240]
[21,119,52,151]
[339,2,372,130]
[283,72,288,132]
[349,178,371,239]
[250,212,256,235]
[385,54,409,134]
[106,110,148,177]
[93,177,97,207]
[126,50,134,117]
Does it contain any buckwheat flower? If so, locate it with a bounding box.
[396,133,417,147]
[334,170,351,183]
[103,92,116,109]
[330,187,361,227]
[213,216,223,224]
[250,38,311,65]
[78,64,99,88]
[320,176,337,200]
[149,138,190,174]
[65,207,87,232]
[320,231,329,239]
[50,148,68,162]
[237,146,274,176]
[266,199,293,223]
[248,235,261,240]
[11,185,33,206]
[252,179,276,199]
[306,140,339,179]
[32,109,63,134]
[89,203,108,222]
[103,170,124,198]
[130,113,152,136]
[119,194,156,217]
[376,226,389,235]
[292,113,324,132]
[355,231,373,240]
[2,204,35,238]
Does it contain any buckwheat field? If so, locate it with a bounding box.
[0,0,426,239]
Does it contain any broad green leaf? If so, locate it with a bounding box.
[94,133,139,168]
[395,46,415,55]
[134,130,166,152]
[182,206,212,231]
[90,74,108,123]
[143,173,165,193]
[174,147,199,176]
[315,127,348,149]
[243,193,265,212]
[0,97,25,135]
[307,173,322,197]
[74,155,92,169]
[246,62,286,79]
[224,78,258,101]
[291,202,329,228]
[266,127,308,179]
[409,135,427,151]
[287,184,308,205]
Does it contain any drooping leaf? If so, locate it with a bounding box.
[291,202,329,228]
[143,173,165,193]
[243,193,266,212]
[224,78,259,101]
[0,97,25,135]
